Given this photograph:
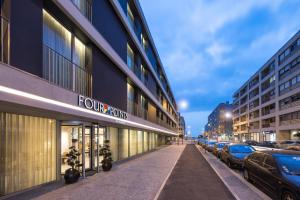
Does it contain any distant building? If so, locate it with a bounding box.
[205,102,233,140]
[178,113,186,137]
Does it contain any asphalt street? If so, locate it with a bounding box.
[158,144,235,200]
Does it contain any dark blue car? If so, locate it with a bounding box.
[220,143,255,168]
[243,150,300,200]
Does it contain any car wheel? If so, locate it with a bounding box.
[227,160,232,168]
[243,169,250,181]
[281,190,296,200]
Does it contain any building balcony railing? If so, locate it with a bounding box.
[280,99,300,110]
[280,119,300,126]
[0,15,9,64]
[43,45,92,97]
[262,122,275,128]
[71,0,92,22]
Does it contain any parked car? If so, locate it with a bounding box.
[277,140,300,149]
[205,140,217,152]
[243,150,300,200]
[287,146,300,151]
[220,143,255,168]
[244,140,259,146]
[256,141,278,148]
[213,142,230,158]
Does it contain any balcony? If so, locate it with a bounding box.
[0,16,9,64]
[280,118,300,126]
[127,101,148,120]
[71,0,92,22]
[43,45,92,97]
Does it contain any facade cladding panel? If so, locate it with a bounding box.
[10,0,43,77]
[0,0,178,197]
[92,45,127,110]
[92,0,127,62]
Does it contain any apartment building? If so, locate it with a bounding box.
[0,0,179,196]
[178,113,186,137]
[205,102,233,140]
[233,31,300,142]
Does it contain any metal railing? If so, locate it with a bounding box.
[71,0,92,22]
[0,16,9,64]
[43,45,92,96]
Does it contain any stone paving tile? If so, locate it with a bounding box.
[34,145,185,200]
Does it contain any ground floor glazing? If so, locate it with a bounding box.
[0,112,173,196]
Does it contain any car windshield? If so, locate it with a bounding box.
[229,145,255,153]
[274,154,300,175]
[217,143,227,148]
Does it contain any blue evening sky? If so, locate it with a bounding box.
[139,0,300,136]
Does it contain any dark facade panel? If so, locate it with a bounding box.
[92,46,127,111]
[92,0,127,62]
[10,0,43,77]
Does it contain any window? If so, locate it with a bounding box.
[127,44,134,70]
[270,75,275,84]
[284,48,290,57]
[0,113,56,195]
[249,153,263,164]
[127,3,134,29]
[291,77,297,85]
[141,64,148,84]
[141,34,147,50]
[127,83,135,114]
[285,81,290,88]
[263,155,277,170]
[43,10,91,96]
[71,0,92,22]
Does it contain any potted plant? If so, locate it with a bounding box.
[64,146,82,184]
[99,140,113,171]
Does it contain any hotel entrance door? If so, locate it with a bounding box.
[61,124,106,176]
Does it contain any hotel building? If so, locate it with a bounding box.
[232,31,300,142]
[0,0,179,196]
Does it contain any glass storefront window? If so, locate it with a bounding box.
[144,131,149,152]
[137,131,143,154]
[0,113,56,196]
[129,130,137,156]
[108,127,118,162]
[119,129,129,160]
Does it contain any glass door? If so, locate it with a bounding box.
[91,126,105,171]
[85,127,91,170]
[61,125,82,174]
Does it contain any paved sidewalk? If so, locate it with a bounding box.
[157,144,235,200]
[34,145,185,200]
[197,146,271,200]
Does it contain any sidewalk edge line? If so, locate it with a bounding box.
[196,146,240,200]
[153,144,186,200]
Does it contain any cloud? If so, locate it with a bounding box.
[139,0,300,135]
[206,42,232,64]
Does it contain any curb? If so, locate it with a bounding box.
[196,145,271,200]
